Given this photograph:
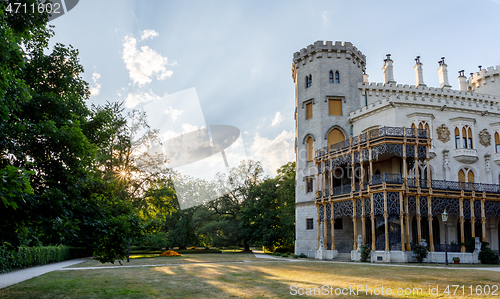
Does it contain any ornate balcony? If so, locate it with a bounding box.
[316,173,500,199]
[494,153,500,166]
[453,148,478,164]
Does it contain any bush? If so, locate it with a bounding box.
[359,245,371,262]
[0,245,90,273]
[160,250,181,257]
[282,253,289,258]
[292,254,299,259]
[274,245,294,253]
[412,244,428,263]
[298,253,308,258]
[271,252,282,256]
[479,246,499,264]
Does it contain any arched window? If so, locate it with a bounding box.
[306,137,313,162]
[458,167,474,183]
[468,127,473,149]
[455,125,474,149]
[335,71,340,83]
[327,128,345,148]
[495,132,500,153]
[455,127,460,149]
[329,71,334,83]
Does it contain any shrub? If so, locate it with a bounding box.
[298,253,308,258]
[359,245,371,262]
[188,246,197,250]
[175,249,221,254]
[274,245,294,253]
[412,244,428,263]
[0,245,90,273]
[271,252,282,256]
[479,246,499,264]
[292,254,299,259]
[282,253,289,258]
[160,250,182,257]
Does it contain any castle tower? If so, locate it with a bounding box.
[292,41,366,256]
[469,65,500,97]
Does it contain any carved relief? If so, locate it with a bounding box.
[479,129,491,147]
[436,124,450,143]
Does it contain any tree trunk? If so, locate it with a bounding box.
[243,241,250,251]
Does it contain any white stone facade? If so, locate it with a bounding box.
[293,41,500,261]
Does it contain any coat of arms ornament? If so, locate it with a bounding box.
[479,129,491,147]
[436,124,450,143]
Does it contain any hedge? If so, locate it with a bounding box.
[175,249,222,254]
[0,245,91,273]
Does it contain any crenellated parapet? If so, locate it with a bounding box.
[292,41,366,81]
[469,65,500,96]
[350,82,500,120]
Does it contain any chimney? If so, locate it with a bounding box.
[414,56,426,87]
[437,57,451,89]
[458,70,467,91]
[363,70,369,83]
[382,54,396,84]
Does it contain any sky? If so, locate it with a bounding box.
[48,0,500,178]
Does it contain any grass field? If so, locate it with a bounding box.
[1,253,499,298]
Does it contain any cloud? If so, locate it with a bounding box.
[125,90,161,108]
[122,33,173,86]
[489,0,500,4]
[141,29,159,40]
[270,111,283,127]
[165,107,184,121]
[322,11,330,24]
[182,123,199,133]
[249,130,294,176]
[89,72,101,96]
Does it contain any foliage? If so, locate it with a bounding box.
[298,253,308,258]
[360,245,371,262]
[412,244,428,263]
[159,250,181,257]
[0,244,90,273]
[479,242,499,264]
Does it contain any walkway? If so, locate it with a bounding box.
[0,258,88,289]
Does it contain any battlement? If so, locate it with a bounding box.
[292,40,366,64]
[350,82,500,120]
[471,65,500,82]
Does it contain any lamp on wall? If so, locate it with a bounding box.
[442,209,449,265]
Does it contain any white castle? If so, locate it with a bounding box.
[293,41,500,263]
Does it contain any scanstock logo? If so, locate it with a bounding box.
[40,0,79,21]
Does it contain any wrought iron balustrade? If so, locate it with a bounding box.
[322,126,429,155]
[332,185,351,196]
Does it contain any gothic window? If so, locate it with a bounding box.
[306,136,313,162]
[454,125,474,149]
[306,178,314,193]
[306,74,312,88]
[306,218,314,230]
[458,167,474,183]
[335,71,340,83]
[495,132,500,153]
[327,128,345,147]
[306,103,313,120]
[329,71,334,83]
[411,120,432,140]
[328,99,342,116]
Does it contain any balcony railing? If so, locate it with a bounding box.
[316,126,428,157]
[317,173,500,199]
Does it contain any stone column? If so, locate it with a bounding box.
[471,198,476,240]
[317,204,321,250]
[399,192,405,251]
[371,193,375,251]
[383,190,389,251]
[362,197,366,245]
[428,198,434,252]
[416,196,422,243]
[331,203,335,250]
[353,198,357,250]
[460,196,465,252]
[405,194,411,251]
[481,199,486,242]
[323,203,328,249]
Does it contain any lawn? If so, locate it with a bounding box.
[1,254,500,298]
